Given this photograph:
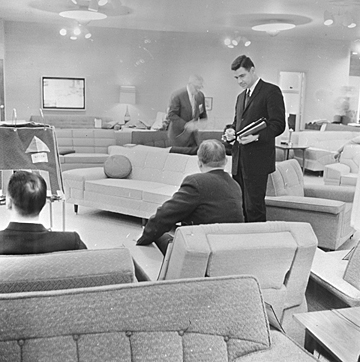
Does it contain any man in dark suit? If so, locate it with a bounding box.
[167,74,208,148]
[0,171,87,254]
[223,55,285,222]
[136,139,244,255]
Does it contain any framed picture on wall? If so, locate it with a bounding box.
[41,77,86,110]
[205,97,213,111]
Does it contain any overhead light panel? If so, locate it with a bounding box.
[252,22,295,36]
[59,9,107,21]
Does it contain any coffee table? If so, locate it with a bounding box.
[276,143,308,173]
[294,307,360,361]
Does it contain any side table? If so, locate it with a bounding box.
[294,307,360,361]
[276,143,308,173]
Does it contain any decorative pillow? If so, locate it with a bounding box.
[104,155,132,179]
[59,149,75,156]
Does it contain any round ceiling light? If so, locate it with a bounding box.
[59,10,107,21]
[252,22,296,33]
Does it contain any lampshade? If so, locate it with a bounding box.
[119,85,136,104]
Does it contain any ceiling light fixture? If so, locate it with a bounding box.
[224,34,251,48]
[252,22,295,36]
[324,10,335,26]
[59,23,92,40]
[60,0,111,22]
[323,7,357,29]
[343,12,356,28]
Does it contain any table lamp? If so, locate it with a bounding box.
[119,86,136,125]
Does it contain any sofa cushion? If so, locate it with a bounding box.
[0,248,135,292]
[104,155,132,179]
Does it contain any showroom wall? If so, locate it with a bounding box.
[3,20,351,129]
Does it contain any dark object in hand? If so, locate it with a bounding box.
[236,117,267,138]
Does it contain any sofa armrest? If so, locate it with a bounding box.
[324,162,351,183]
[304,184,355,202]
[265,195,345,215]
[310,248,360,306]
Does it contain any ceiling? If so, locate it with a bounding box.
[1,0,360,43]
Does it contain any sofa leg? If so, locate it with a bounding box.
[142,218,147,227]
[74,205,78,214]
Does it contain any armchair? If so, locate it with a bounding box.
[266,159,354,250]
[135,221,318,345]
[324,143,360,186]
[309,240,360,309]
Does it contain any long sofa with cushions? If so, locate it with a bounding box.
[0,275,319,361]
[291,130,360,172]
[55,128,117,171]
[63,145,231,219]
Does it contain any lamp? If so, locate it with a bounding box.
[119,86,136,124]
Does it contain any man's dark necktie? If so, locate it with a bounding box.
[244,89,250,108]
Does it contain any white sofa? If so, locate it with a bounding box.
[63,145,231,219]
[291,131,360,172]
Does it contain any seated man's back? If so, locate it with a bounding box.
[137,139,244,254]
[0,171,87,255]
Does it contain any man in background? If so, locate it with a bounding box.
[167,74,208,148]
[224,55,285,222]
[136,139,244,255]
[0,171,87,254]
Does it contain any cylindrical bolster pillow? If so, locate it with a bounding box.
[104,155,132,178]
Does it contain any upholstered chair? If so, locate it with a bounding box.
[309,240,360,308]
[324,143,360,186]
[266,159,355,250]
[136,221,318,345]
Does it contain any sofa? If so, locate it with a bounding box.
[134,221,317,345]
[30,115,116,129]
[116,128,224,148]
[0,275,319,361]
[55,128,118,171]
[0,248,135,292]
[324,143,360,186]
[291,130,360,172]
[63,145,231,219]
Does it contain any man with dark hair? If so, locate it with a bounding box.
[0,171,87,254]
[137,139,244,254]
[167,74,208,148]
[223,55,285,222]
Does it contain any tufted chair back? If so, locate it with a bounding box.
[267,159,304,197]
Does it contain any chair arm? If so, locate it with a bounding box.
[310,248,360,306]
[324,163,351,183]
[304,184,355,202]
[265,195,345,215]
